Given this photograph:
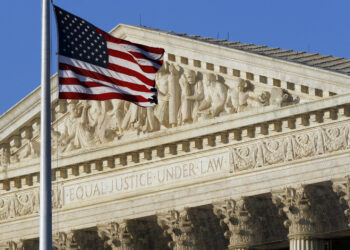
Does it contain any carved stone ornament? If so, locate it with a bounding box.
[157,208,200,250]
[0,143,10,167]
[52,230,101,250]
[0,185,62,222]
[6,240,23,250]
[213,199,265,250]
[272,186,321,239]
[332,176,350,227]
[3,239,38,250]
[97,220,148,250]
[231,123,350,172]
[53,231,77,250]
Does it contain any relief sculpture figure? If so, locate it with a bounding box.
[207,73,227,117]
[18,139,40,160]
[72,101,98,148]
[0,144,10,166]
[122,102,148,134]
[143,106,158,132]
[186,72,204,122]
[198,73,214,116]
[122,102,138,131]
[168,63,181,127]
[110,99,125,137]
[88,100,116,143]
[226,78,269,113]
[58,101,83,152]
[199,73,227,118]
[154,63,170,128]
[270,88,299,107]
[59,101,97,152]
[178,68,196,125]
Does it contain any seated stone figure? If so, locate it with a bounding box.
[198,72,227,118]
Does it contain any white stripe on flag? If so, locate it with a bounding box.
[107,42,162,68]
[59,55,153,88]
[108,56,156,80]
[59,84,153,98]
[107,42,164,61]
[59,70,154,97]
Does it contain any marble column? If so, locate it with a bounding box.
[157,208,201,250]
[272,186,324,250]
[289,238,324,250]
[213,199,261,250]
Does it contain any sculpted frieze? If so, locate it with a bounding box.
[0,143,10,166]
[0,60,301,164]
[0,185,62,221]
[231,123,350,171]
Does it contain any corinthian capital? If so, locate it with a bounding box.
[333,176,350,227]
[52,231,77,250]
[213,198,260,250]
[272,186,319,238]
[97,220,147,250]
[157,208,199,250]
[6,240,23,250]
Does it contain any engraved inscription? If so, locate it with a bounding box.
[63,152,228,204]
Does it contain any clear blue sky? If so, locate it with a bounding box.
[0,0,349,115]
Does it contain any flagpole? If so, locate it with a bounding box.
[40,0,52,249]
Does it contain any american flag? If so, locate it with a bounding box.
[53,5,164,107]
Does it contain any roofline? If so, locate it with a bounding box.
[112,24,350,79]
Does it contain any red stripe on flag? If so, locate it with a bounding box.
[59,63,152,93]
[108,63,154,87]
[59,92,150,103]
[59,77,104,88]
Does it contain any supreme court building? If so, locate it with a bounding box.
[1,24,350,250]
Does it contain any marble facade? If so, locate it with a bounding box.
[1,24,350,249]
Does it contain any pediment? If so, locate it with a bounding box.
[113,24,350,95]
[1,24,350,179]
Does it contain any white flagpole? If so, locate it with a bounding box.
[40,0,52,249]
